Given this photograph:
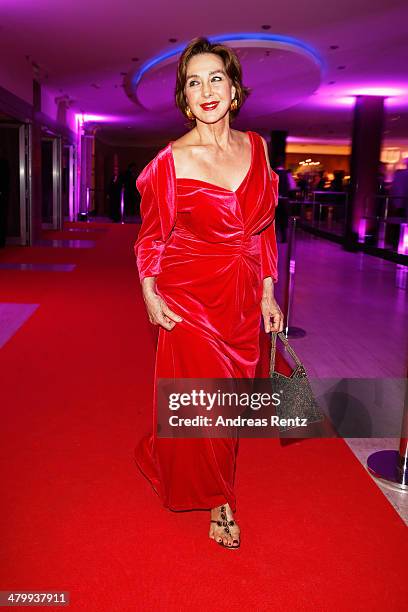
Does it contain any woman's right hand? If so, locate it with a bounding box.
[142,283,183,330]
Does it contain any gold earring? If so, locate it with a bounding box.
[185,106,195,120]
[230,98,238,112]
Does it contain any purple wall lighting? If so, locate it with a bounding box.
[75,113,124,132]
[358,218,368,244]
[397,224,408,255]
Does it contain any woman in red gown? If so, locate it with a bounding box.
[134,37,284,549]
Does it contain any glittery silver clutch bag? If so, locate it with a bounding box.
[269,332,324,432]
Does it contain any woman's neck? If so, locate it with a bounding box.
[192,118,234,149]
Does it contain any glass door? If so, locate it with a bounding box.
[0,119,32,246]
[41,131,62,230]
[62,143,75,221]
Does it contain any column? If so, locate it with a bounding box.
[269,130,288,168]
[344,95,385,250]
[79,125,96,216]
[31,79,42,243]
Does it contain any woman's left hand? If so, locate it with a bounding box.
[261,278,284,333]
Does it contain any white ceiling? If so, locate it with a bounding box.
[0,0,407,147]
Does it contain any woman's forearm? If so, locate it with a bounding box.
[141,276,157,298]
[262,276,274,297]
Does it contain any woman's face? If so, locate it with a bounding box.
[183,52,236,124]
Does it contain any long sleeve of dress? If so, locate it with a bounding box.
[133,165,166,282]
[260,171,279,283]
[260,219,278,283]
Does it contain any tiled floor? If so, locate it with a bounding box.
[0,303,39,348]
[65,227,108,233]
[344,438,408,525]
[0,263,76,271]
[274,229,408,525]
[276,233,407,378]
[33,239,96,248]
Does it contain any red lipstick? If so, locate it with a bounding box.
[200,101,220,111]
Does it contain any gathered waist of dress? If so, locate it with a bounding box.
[166,225,261,256]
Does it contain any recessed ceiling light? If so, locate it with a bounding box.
[261,25,271,30]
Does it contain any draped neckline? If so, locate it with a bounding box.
[169,131,254,194]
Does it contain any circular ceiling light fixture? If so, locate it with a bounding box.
[125,32,325,117]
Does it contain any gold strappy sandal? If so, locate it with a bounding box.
[210,505,240,549]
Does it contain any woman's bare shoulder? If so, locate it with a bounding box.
[170,132,199,175]
[171,131,196,152]
[230,128,252,145]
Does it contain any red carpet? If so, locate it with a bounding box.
[0,222,407,611]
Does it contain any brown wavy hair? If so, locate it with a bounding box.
[175,37,250,124]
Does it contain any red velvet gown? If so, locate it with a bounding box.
[134,130,279,512]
